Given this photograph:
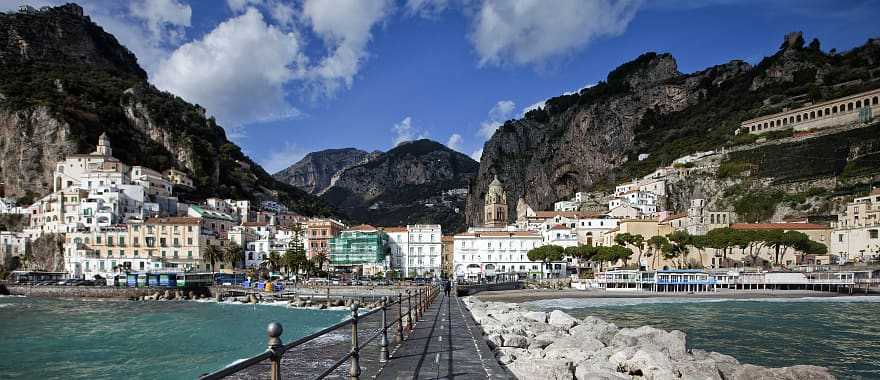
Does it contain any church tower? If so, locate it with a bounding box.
[483,175,508,228]
[93,132,112,157]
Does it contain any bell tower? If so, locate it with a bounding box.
[94,132,112,157]
[483,175,508,228]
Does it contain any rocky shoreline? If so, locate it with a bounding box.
[463,297,835,380]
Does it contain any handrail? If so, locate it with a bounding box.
[198,284,441,380]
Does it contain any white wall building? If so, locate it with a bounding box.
[831,189,880,263]
[453,230,565,281]
[385,225,442,278]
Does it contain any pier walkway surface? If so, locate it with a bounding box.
[371,293,509,379]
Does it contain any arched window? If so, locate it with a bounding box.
[873,96,878,105]
[764,122,768,129]
[751,125,756,131]
[770,120,775,127]
[796,115,801,122]
[783,118,787,126]
[856,100,862,108]
[810,111,815,119]
[789,116,795,124]
[832,106,838,113]
[848,102,854,111]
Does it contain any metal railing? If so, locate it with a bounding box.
[199,284,440,380]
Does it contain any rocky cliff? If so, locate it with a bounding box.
[0,4,334,216]
[466,32,880,225]
[321,139,478,232]
[273,148,379,195]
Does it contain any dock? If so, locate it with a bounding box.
[372,292,509,379]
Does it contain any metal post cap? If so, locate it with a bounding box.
[267,322,283,338]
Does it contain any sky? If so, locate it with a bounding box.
[3,0,880,173]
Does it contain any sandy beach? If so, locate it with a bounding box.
[474,288,858,303]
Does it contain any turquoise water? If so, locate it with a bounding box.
[527,296,880,379]
[0,296,347,379]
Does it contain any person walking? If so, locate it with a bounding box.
[443,279,452,297]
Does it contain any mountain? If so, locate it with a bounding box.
[0,4,334,215]
[273,148,379,195]
[467,32,880,225]
[320,139,479,232]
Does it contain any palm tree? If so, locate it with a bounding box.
[313,251,328,272]
[202,244,223,274]
[224,241,245,271]
[263,252,283,273]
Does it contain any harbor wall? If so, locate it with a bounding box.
[6,285,210,299]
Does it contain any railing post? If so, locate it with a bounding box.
[406,290,413,333]
[380,296,389,362]
[267,322,283,380]
[397,293,404,342]
[349,303,361,380]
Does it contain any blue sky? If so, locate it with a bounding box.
[3,0,879,172]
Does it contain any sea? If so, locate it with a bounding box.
[526,296,880,380]
[0,296,348,379]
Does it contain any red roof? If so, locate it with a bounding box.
[441,235,454,242]
[382,226,407,232]
[455,231,539,238]
[871,188,880,196]
[549,224,569,230]
[730,223,829,231]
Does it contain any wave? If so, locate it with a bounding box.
[525,295,880,309]
[0,295,25,298]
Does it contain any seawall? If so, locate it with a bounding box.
[6,285,210,299]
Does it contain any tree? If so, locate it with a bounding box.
[778,230,810,267]
[706,228,737,267]
[312,251,328,272]
[794,239,828,265]
[690,235,709,268]
[646,235,668,269]
[202,244,223,273]
[263,251,283,273]
[615,233,645,269]
[224,241,245,270]
[283,248,308,277]
[527,245,564,277]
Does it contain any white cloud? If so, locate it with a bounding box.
[301,0,392,96]
[478,99,515,140]
[470,148,483,161]
[446,133,463,151]
[470,0,641,66]
[262,141,307,173]
[154,8,305,130]
[129,0,191,45]
[405,0,449,17]
[391,116,429,146]
[227,0,262,13]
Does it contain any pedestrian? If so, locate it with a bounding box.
[444,279,451,297]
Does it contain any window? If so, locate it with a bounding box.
[870,230,879,239]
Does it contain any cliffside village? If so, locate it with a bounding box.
[1,88,879,285]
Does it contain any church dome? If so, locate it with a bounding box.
[485,175,506,204]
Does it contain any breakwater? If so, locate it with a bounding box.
[463,297,835,379]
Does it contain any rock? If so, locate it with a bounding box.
[215,293,224,302]
[548,310,579,330]
[610,326,688,360]
[569,319,619,345]
[496,347,526,365]
[508,359,574,380]
[523,311,548,323]
[574,365,630,380]
[732,364,835,380]
[619,348,676,380]
[542,336,604,364]
[486,334,503,350]
[675,359,724,380]
[501,334,529,348]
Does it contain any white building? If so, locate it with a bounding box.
[0,231,28,263]
[832,188,880,263]
[453,230,565,281]
[554,200,579,212]
[385,225,442,278]
[608,190,658,215]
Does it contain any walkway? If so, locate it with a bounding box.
[373,292,509,379]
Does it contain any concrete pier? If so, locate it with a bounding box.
[374,293,509,379]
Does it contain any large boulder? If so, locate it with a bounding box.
[692,349,741,379]
[574,365,630,380]
[674,359,725,380]
[508,359,574,380]
[542,336,605,364]
[523,311,548,323]
[486,334,503,349]
[496,347,527,365]
[569,318,619,345]
[502,334,529,348]
[732,364,835,380]
[619,348,676,380]
[610,326,688,360]
[549,310,580,330]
